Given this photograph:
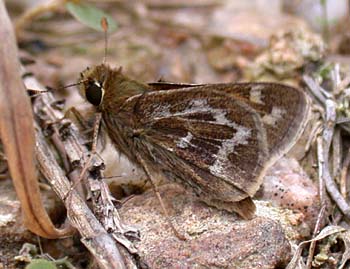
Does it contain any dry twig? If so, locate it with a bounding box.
[23,69,140,267]
[35,127,128,269]
[340,148,350,198]
[302,71,350,266]
[304,75,350,218]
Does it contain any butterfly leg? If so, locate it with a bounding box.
[66,106,91,130]
[44,106,88,130]
[135,153,187,241]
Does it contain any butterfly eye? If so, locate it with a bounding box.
[85,81,104,106]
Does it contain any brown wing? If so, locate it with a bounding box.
[104,83,308,218]
[149,82,310,159]
[107,87,270,204]
[218,83,310,159]
[148,82,197,91]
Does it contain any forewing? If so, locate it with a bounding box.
[149,82,310,159]
[118,87,269,200]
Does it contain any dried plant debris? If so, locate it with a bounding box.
[287,225,346,269]
[287,227,350,268]
[248,29,326,82]
[6,1,350,269]
[292,60,350,267]
[27,71,140,267]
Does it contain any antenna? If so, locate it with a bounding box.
[27,88,48,94]
[101,17,109,64]
[47,80,88,92]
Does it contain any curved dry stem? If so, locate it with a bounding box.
[15,0,64,37]
[0,0,73,238]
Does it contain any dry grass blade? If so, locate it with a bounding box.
[0,0,72,238]
[15,0,63,36]
[286,225,346,269]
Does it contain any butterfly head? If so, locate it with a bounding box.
[78,63,119,107]
[78,63,147,110]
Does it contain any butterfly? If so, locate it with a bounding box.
[77,63,309,220]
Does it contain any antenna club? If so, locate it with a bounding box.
[101,17,109,64]
[101,17,108,32]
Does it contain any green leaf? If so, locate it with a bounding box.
[318,63,333,79]
[26,259,57,269]
[65,1,117,32]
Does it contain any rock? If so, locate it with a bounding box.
[258,157,320,230]
[120,184,292,269]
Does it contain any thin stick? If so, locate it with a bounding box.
[64,113,102,199]
[317,136,326,205]
[337,117,350,124]
[36,127,127,269]
[306,204,327,268]
[323,99,350,218]
[304,76,350,218]
[136,153,187,241]
[340,148,350,198]
[304,121,322,153]
[331,63,341,96]
[26,64,136,266]
[332,128,341,180]
[37,235,44,255]
[306,137,328,268]
[303,75,328,105]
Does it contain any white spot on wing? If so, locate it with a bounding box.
[209,123,251,177]
[150,98,209,119]
[249,86,264,105]
[150,97,252,175]
[262,106,286,126]
[177,132,194,149]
